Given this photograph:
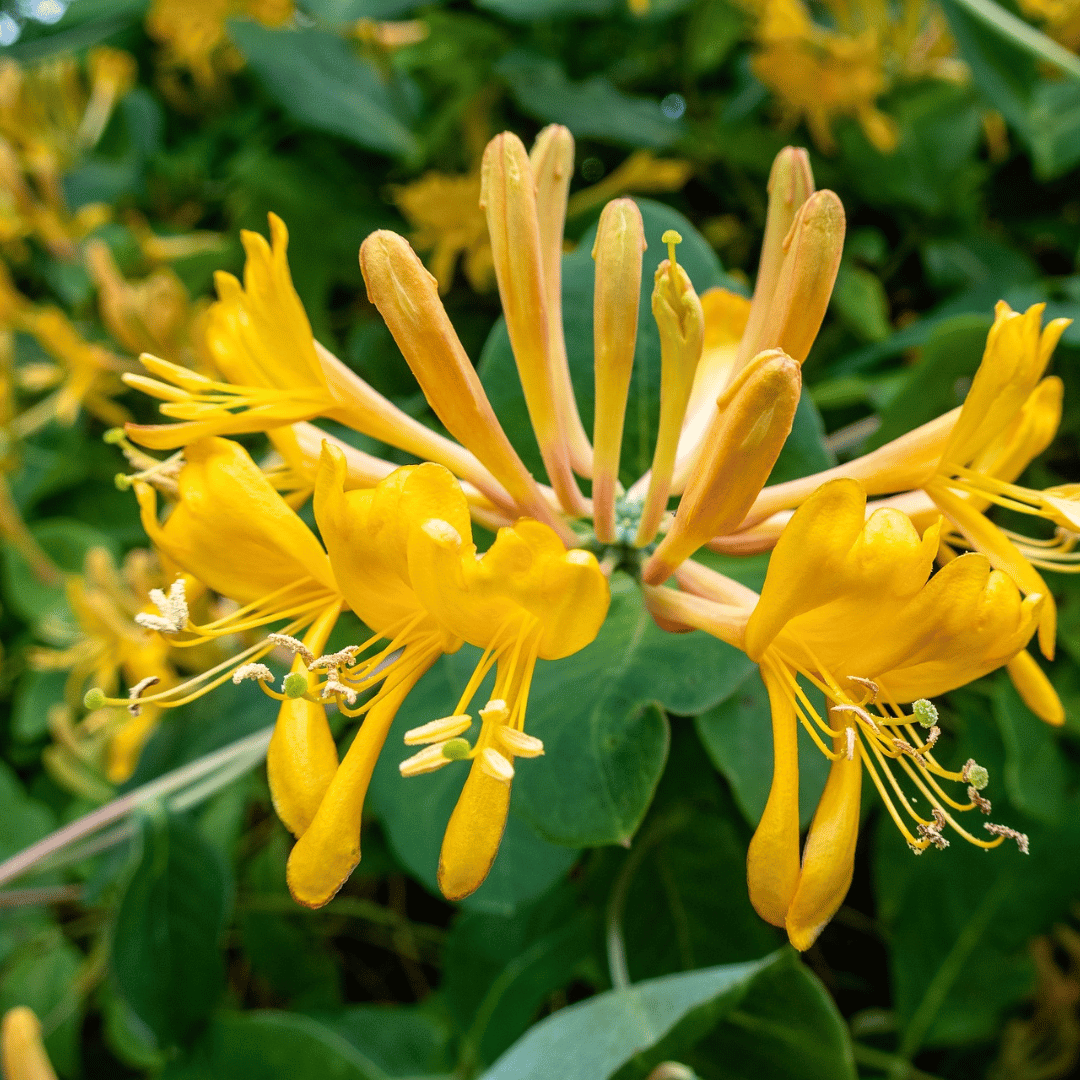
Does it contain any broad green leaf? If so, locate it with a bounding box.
[686,0,746,75]
[512,574,754,847]
[481,949,855,1080]
[835,81,984,220]
[443,884,599,1067]
[480,197,727,488]
[496,52,684,149]
[695,668,830,830]
[610,728,779,981]
[993,674,1067,825]
[164,1011,388,1080]
[228,23,419,159]
[313,1003,455,1077]
[832,261,891,343]
[0,760,56,862]
[112,810,232,1048]
[479,0,614,17]
[939,0,1037,135]
[1030,77,1080,179]
[11,669,68,743]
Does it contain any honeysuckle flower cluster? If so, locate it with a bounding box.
[91,127,1075,949]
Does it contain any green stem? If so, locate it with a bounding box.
[852,1042,945,1080]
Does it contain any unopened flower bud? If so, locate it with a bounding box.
[592,198,646,543]
[642,348,802,583]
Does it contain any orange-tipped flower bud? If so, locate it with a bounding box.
[737,147,814,375]
[635,230,705,546]
[767,190,846,365]
[359,229,568,538]
[591,198,645,543]
[642,349,802,583]
[482,132,586,515]
[531,125,594,475]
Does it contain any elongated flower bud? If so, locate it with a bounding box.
[531,125,593,476]
[359,230,570,541]
[1006,650,1065,726]
[482,132,587,515]
[635,230,704,547]
[642,349,801,584]
[737,147,814,377]
[1,1008,58,1080]
[591,199,645,543]
[764,190,845,365]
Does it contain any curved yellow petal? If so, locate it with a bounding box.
[746,661,801,927]
[286,665,428,908]
[438,756,512,901]
[785,720,862,952]
[1,1007,57,1080]
[134,437,336,604]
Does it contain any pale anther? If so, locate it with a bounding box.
[404,715,473,746]
[846,676,879,703]
[479,699,510,725]
[309,645,364,671]
[399,744,454,777]
[232,663,274,685]
[495,727,545,757]
[322,677,357,706]
[984,823,1029,854]
[479,747,515,783]
[267,633,315,665]
[127,675,160,716]
[845,726,856,760]
[832,703,879,733]
[968,786,991,814]
[136,577,188,633]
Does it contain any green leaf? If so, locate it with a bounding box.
[513,574,754,847]
[480,949,856,1080]
[165,1012,389,1080]
[1030,77,1080,179]
[835,81,984,219]
[939,0,1038,135]
[993,674,1067,825]
[831,261,892,343]
[313,1003,455,1077]
[480,198,728,488]
[686,0,747,75]
[695,668,830,830]
[478,0,615,17]
[228,23,420,159]
[112,810,232,1048]
[609,727,779,981]
[496,52,684,149]
[11,669,68,743]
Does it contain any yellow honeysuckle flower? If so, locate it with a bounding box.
[1,1006,57,1080]
[145,0,293,97]
[83,437,345,837]
[284,446,466,908]
[732,301,1074,722]
[742,0,960,154]
[401,508,610,900]
[123,213,512,515]
[28,547,190,788]
[647,478,1041,950]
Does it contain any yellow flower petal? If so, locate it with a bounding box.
[1,1007,58,1080]
[785,720,862,952]
[746,661,802,927]
[438,757,512,901]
